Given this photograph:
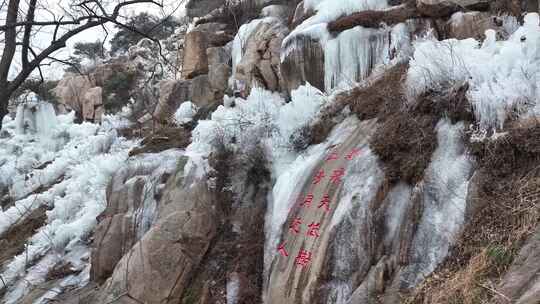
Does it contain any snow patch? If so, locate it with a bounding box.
[174,101,199,125]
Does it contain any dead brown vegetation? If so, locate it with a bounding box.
[327,4,419,32]
[46,262,81,281]
[307,62,408,146]
[370,78,473,185]
[128,126,191,156]
[0,206,46,267]
[370,106,438,184]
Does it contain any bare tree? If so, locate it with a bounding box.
[0,0,165,128]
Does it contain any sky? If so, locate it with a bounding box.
[3,0,187,80]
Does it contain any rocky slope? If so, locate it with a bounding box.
[1,0,540,304]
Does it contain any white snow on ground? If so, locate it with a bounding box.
[0,100,181,304]
[407,13,540,129]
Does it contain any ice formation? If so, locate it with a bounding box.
[401,120,473,287]
[407,13,540,129]
[0,101,182,303]
[282,0,411,91]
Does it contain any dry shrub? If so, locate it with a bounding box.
[46,262,81,281]
[371,111,438,184]
[468,118,540,179]
[128,126,191,156]
[370,80,474,185]
[346,62,408,121]
[305,62,408,147]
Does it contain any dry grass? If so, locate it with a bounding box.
[0,206,47,267]
[305,62,408,147]
[128,126,191,156]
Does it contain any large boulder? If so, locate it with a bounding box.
[95,169,218,304]
[280,34,325,93]
[82,87,103,122]
[234,18,289,94]
[186,0,226,18]
[208,63,231,94]
[90,158,178,283]
[53,74,93,113]
[194,23,234,47]
[153,80,192,124]
[207,46,231,67]
[446,11,499,39]
[191,74,220,107]
[182,30,209,79]
[207,45,232,100]
[495,226,540,304]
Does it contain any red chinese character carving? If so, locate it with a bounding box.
[330,168,345,184]
[307,222,321,237]
[313,169,325,185]
[345,148,361,160]
[326,151,339,161]
[301,194,314,208]
[318,194,331,212]
[278,243,289,257]
[295,249,312,267]
[289,217,302,234]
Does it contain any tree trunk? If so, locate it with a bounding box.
[0,90,11,131]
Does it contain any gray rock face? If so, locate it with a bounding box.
[191,74,219,107]
[186,0,226,18]
[291,1,315,27]
[207,46,231,67]
[495,226,540,304]
[446,11,499,40]
[182,30,209,79]
[280,34,325,93]
[94,166,218,304]
[261,5,289,20]
[209,63,231,93]
[82,87,103,122]
[234,18,289,94]
[91,159,175,283]
[153,80,192,123]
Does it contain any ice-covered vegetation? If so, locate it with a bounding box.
[0,102,135,303]
[185,84,327,183]
[407,13,540,129]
